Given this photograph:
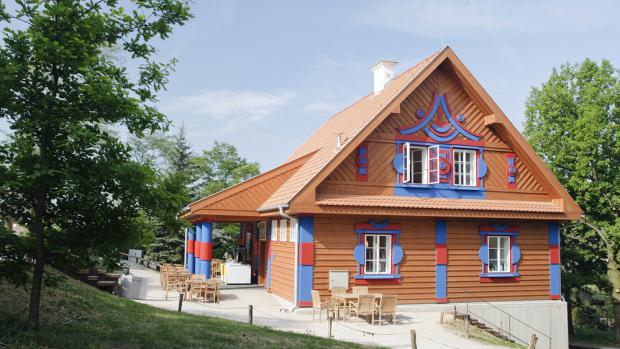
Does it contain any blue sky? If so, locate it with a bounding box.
[3,1,620,171]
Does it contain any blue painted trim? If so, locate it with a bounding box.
[399,95,480,141]
[435,220,447,300]
[355,274,402,280]
[395,185,485,199]
[369,219,390,229]
[202,222,213,243]
[296,216,314,304]
[187,254,195,273]
[436,220,447,244]
[354,229,401,235]
[353,244,365,265]
[479,231,519,237]
[395,140,483,150]
[550,264,561,295]
[480,272,520,278]
[435,264,447,299]
[548,222,560,246]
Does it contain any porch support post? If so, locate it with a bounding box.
[548,221,561,300]
[195,223,202,275]
[201,221,213,279]
[435,220,448,303]
[296,216,314,307]
[187,227,196,274]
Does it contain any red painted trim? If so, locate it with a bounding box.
[201,242,213,260]
[355,278,401,285]
[299,242,314,266]
[435,298,448,303]
[480,277,521,283]
[356,142,369,182]
[187,240,195,254]
[436,243,448,265]
[354,223,401,231]
[550,295,561,300]
[194,241,202,259]
[549,245,560,264]
[297,301,313,307]
[506,153,517,189]
[395,134,486,147]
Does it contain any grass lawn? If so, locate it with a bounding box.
[0,269,372,349]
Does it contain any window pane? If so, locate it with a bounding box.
[379,235,386,247]
[489,237,498,249]
[379,248,386,259]
[379,261,387,273]
[366,236,374,247]
[365,260,374,273]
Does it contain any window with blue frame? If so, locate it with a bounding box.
[353,221,403,281]
[478,225,521,281]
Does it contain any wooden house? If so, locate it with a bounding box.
[181,47,579,345]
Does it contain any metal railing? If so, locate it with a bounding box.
[463,290,552,348]
[119,252,160,271]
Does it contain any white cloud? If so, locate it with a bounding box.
[356,0,620,38]
[166,90,295,121]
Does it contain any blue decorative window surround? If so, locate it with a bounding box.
[393,93,488,199]
[478,224,521,282]
[353,220,403,283]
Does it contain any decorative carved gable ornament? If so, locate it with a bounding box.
[398,93,480,142]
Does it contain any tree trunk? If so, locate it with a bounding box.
[566,288,575,336]
[28,223,45,331]
[607,248,620,344]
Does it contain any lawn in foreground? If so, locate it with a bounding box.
[0,269,371,349]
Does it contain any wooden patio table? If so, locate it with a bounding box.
[332,293,383,320]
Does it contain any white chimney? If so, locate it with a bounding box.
[371,60,398,94]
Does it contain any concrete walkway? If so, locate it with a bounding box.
[126,263,510,349]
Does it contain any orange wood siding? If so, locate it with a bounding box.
[447,221,550,302]
[313,217,436,303]
[313,217,551,304]
[317,64,549,202]
[269,223,295,302]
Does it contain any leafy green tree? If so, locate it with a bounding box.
[197,141,260,197]
[130,124,197,264]
[524,59,620,342]
[196,142,260,257]
[0,0,191,331]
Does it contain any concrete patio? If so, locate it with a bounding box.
[126,262,511,349]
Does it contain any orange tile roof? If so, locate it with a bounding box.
[258,50,442,210]
[316,195,563,213]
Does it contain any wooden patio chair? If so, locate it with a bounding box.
[330,287,347,318]
[190,281,207,302]
[352,286,368,295]
[211,259,222,279]
[331,286,347,294]
[204,279,219,303]
[349,295,375,323]
[311,290,333,321]
[373,294,397,325]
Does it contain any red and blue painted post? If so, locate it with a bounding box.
[187,228,196,274]
[549,222,561,300]
[296,216,314,307]
[194,223,202,275]
[199,221,213,279]
[435,220,448,303]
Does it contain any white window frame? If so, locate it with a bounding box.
[487,235,511,273]
[290,218,298,243]
[403,142,411,183]
[271,220,278,241]
[428,145,440,184]
[453,149,477,187]
[279,219,287,242]
[364,234,392,275]
[410,146,428,184]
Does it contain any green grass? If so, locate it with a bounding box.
[0,270,371,349]
[443,319,525,348]
[570,326,616,346]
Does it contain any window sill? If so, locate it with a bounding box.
[479,272,520,283]
[354,274,401,280]
[354,274,401,285]
[395,183,482,191]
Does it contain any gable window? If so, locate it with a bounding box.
[271,220,278,241]
[453,149,476,186]
[403,143,439,184]
[488,235,510,273]
[279,219,287,241]
[364,234,391,274]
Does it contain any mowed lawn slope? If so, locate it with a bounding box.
[0,270,370,349]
